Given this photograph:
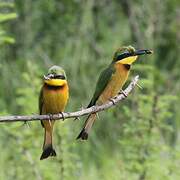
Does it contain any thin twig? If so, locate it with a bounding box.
[0,76,139,123]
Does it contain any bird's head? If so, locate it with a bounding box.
[112,46,153,65]
[43,65,67,86]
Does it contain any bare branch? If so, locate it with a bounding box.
[0,76,139,123]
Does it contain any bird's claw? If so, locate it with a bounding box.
[59,112,65,121]
[119,90,128,97]
[109,98,116,105]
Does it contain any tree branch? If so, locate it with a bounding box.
[0,76,139,123]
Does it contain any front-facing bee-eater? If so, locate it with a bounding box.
[77,46,152,140]
[39,66,69,160]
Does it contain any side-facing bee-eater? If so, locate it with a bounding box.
[39,66,69,160]
[77,46,152,140]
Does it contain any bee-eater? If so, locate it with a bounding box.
[77,46,152,140]
[39,66,69,160]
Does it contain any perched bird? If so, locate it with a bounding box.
[77,46,152,140]
[39,66,69,160]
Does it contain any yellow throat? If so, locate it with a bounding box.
[44,79,67,86]
[118,56,138,64]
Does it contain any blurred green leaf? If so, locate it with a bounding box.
[0,13,17,23]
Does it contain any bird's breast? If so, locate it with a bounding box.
[98,63,130,104]
[42,84,69,114]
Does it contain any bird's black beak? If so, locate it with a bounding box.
[134,49,153,56]
[44,74,65,80]
[43,74,54,80]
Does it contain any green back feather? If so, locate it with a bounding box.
[87,64,115,107]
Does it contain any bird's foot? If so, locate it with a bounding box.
[59,112,65,121]
[109,98,116,105]
[119,90,128,97]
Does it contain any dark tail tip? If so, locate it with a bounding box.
[40,145,56,160]
[76,128,88,140]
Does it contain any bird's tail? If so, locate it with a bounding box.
[40,122,56,160]
[76,113,96,140]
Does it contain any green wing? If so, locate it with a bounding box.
[39,87,44,127]
[87,64,115,107]
[39,87,43,115]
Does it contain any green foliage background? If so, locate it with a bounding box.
[0,0,179,179]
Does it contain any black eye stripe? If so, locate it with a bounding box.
[53,75,65,79]
[116,52,133,60]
